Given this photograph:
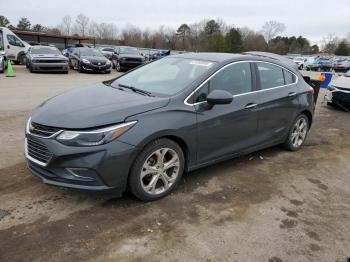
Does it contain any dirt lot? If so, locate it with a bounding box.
[0,66,349,262]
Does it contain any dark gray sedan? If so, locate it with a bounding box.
[26,46,69,73]
[25,52,315,201]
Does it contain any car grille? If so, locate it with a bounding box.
[91,61,106,66]
[34,60,67,63]
[26,138,53,165]
[29,122,61,138]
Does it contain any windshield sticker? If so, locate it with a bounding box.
[189,61,213,67]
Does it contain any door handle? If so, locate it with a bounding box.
[288,92,297,97]
[244,103,258,109]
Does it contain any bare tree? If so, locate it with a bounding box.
[321,34,340,54]
[75,13,89,36]
[261,20,286,44]
[61,15,72,35]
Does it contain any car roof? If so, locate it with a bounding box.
[172,52,300,71]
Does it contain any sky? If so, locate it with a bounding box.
[1,0,350,45]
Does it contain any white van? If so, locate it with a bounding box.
[0,27,30,64]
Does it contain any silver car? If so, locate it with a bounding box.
[26,45,69,73]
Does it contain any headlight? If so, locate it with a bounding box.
[82,58,90,64]
[56,121,137,146]
[106,60,111,65]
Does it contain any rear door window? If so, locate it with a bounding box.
[256,62,285,90]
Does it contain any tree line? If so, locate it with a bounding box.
[1,14,350,56]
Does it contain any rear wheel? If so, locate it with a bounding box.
[129,138,185,201]
[284,114,309,151]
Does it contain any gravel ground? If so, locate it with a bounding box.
[0,66,349,262]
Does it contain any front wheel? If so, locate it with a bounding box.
[129,139,185,201]
[116,61,122,72]
[284,114,310,151]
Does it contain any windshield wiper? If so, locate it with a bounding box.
[118,84,153,96]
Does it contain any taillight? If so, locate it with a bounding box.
[308,86,315,96]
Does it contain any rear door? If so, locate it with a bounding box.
[192,61,260,164]
[254,62,299,144]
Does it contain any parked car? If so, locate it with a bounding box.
[0,27,30,65]
[333,59,350,73]
[98,46,116,61]
[307,58,333,72]
[62,47,75,57]
[112,46,145,72]
[325,70,350,110]
[69,47,111,73]
[25,52,315,201]
[148,49,171,61]
[0,51,6,73]
[293,56,307,69]
[25,45,69,73]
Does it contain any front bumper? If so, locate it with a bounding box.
[325,87,350,109]
[119,61,144,69]
[31,62,69,72]
[25,133,138,192]
[82,62,111,72]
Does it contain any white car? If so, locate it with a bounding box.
[293,57,307,69]
[325,70,350,110]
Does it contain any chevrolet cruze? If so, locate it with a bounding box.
[25,52,315,201]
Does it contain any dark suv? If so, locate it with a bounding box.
[25,52,315,201]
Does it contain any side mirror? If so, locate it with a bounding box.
[207,90,233,105]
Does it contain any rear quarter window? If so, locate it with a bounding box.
[283,70,296,85]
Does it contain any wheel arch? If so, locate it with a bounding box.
[300,109,313,127]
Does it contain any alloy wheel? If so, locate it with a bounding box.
[291,118,308,148]
[140,148,180,195]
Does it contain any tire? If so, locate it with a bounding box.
[78,63,84,73]
[19,55,26,65]
[116,61,122,72]
[283,114,310,151]
[29,64,34,73]
[128,138,185,201]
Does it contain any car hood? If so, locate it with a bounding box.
[31,54,66,59]
[81,56,108,62]
[332,76,350,90]
[31,83,170,129]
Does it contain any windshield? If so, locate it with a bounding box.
[80,48,104,57]
[102,48,115,52]
[119,47,139,55]
[30,46,61,55]
[112,57,215,96]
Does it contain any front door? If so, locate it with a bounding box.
[193,62,260,165]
